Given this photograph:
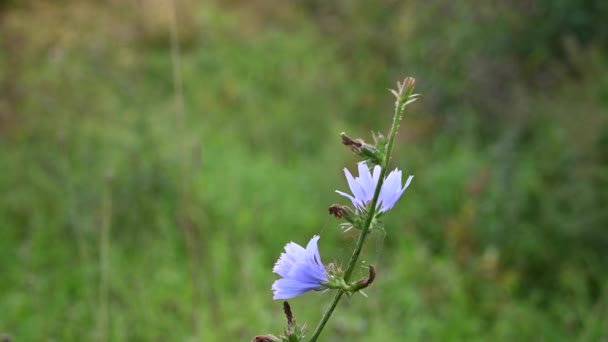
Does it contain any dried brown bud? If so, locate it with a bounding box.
[353,265,376,290]
[328,204,348,219]
[340,132,363,151]
[283,301,295,326]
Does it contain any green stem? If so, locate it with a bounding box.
[309,290,344,339]
[308,80,414,341]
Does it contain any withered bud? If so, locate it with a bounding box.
[353,265,376,291]
[340,132,364,151]
[328,204,348,219]
[341,132,384,165]
[283,301,295,327]
[251,335,277,342]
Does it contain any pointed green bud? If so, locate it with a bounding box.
[358,143,384,165]
[391,77,421,113]
[372,131,388,156]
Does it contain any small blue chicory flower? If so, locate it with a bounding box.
[272,235,329,300]
[336,162,413,213]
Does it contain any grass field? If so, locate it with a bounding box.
[1,1,607,341]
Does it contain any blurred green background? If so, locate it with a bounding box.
[1,0,607,340]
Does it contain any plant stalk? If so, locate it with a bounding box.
[308,78,415,341]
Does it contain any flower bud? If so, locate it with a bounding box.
[340,132,383,165]
[328,204,356,224]
[349,265,376,292]
[282,302,305,342]
[390,76,421,112]
[322,265,377,294]
[251,335,280,342]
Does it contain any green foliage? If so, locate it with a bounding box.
[1,1,607,341]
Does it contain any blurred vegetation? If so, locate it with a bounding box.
[1,0,607,340]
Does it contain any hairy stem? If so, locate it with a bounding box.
[308,79,415,341]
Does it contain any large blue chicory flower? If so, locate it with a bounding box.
[272,235,329,300]
[336,162,413,213]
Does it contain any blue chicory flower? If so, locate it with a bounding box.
[336,162,413,213]
[272,235,329,300]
